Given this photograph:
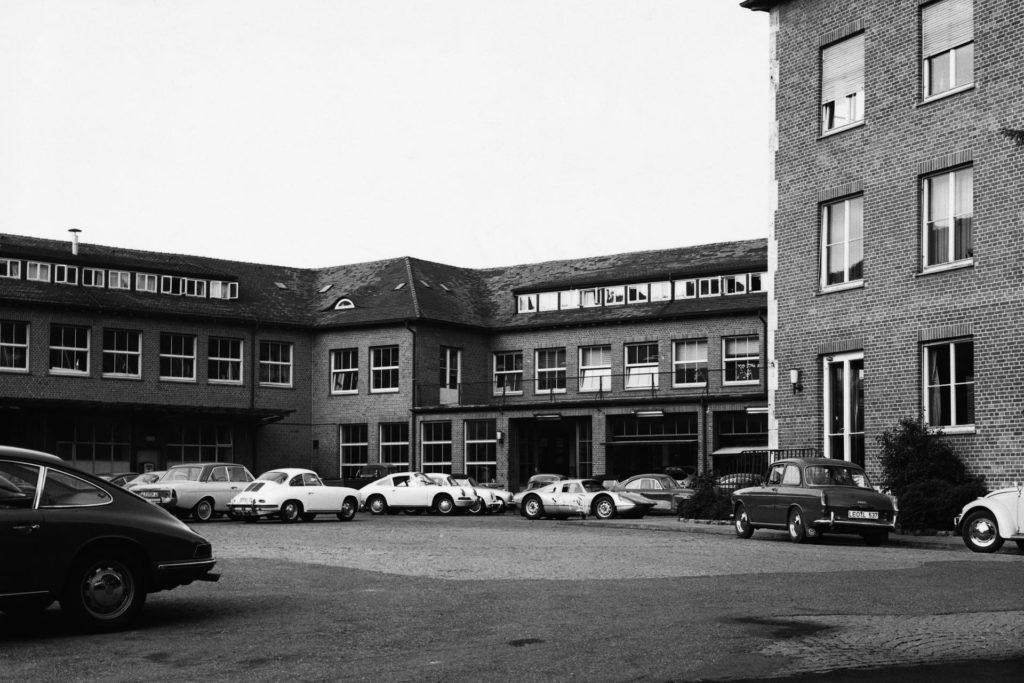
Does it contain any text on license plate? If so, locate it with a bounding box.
[849,510,878,519]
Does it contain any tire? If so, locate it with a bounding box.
[862,530,888,547]
[468,497,484,515]
[522,495,543,520]
[0,596,54,617]
[367,495,388,515]
[192,498,214,522]
[962,510,1004,553]
[593,496,616,520]
[734,504,754,539]
[787,507,807,544]
[61,549,146,632]
[300,513,317,522]
[1016,540,1024,553]
[280,500,302,524]
[495,499,507,514]
[403,508,423,515]
[337,497,357,522]
[434,494,455,515]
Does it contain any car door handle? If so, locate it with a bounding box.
[13,524,40,535]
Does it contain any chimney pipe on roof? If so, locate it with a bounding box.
[68,228,81,256]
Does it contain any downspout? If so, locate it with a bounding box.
[404,257,422,472]
[250,319,261,474]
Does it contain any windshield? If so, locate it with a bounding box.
[166,466,204,482]
[804,466,872,488]
[258,471,289,485]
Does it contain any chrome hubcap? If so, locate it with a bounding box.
[82,564,132,617]
[970,519,996,545]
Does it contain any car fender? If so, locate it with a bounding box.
[957,497,1019,539]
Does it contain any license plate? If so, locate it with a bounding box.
[849,510,878,519]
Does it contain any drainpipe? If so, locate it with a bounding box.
[405,321,417,470]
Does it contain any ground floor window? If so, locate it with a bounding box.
[605,414,698,480]
[339,424,368,480]
[924,339,974,430]
[380,422,410,468]
[421,421,452,473]
[465,420,497,483]
[714,411,768,451]
[55,420,131,474]
[167,424,234,464]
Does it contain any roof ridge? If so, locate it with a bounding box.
[403,257,422,318]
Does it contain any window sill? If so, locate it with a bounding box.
[919,84,975,107]
[535,390,567,396]
[819,281,864,295]
[102,374,142,381]
[209,379,244,386]
[492,392,523,397]
[370,388,399,394]
[330,390,359,396]
[724,381,761,387]
[928,425,976,436]
[0,367,29,374]
[819,120,865,140]
[49,370,89,377]
[918,259,974,277]
[259,383,294,389]
[160,377,197,383]
[672,383,708,389]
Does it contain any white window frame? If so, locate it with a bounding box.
[159,333,197,382]
[649,281,672,301]
[370,345,400,393]
[108,270,131,290]
[464,420,498,481]
[517,294,537,313]
[627,283,649,304]
[603,286,625,306]
[748,273,767,293]
[624,342,659,390]
[537,291,559,312]
[135,273,158,293]
[535,348,567,394]
[210,280,239,299]
[82,268,105,288]
[723,275,747,295]
[674,279,697,299]
[27,262,51,283]
[823,351,865,462]
[579,288,603,308]
[258,341,293,388]
[161,275,183,295]
[699,277,721,297]
[49,324,90,376]
[922,166,973,271]
[923,338,975,432]
[0,259,21,279]
[102,329,142,379]
[922,0,974,100]
[493,351,523,395]
[53,264,78,285]
[379,422,410,469]
[821,195,865,290]
[339,424,368,479]
[0,320,29,373]
[579,345,612,393]
[559,290,580,309]
[184,278,207,298]
[330,348,358,394]
[208,337,243,385]
[723,336,760,385]
[821,33,865,134]
[420,421,452,473]
[672,339,708,388]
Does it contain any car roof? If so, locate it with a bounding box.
[0,446,64,466]
[261,468,316,477]
[772,457,864,469]
[167,462,242,468]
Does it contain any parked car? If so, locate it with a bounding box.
[511,473,568,509]
[954,485,1024,553]
[611,473,695,514]
[731,458,897,546]
[664,466,697,488]
[125,471,165,490]
[227,468,359,523]
[360,471,476,515]
[132,462,254,521]
[322,463,403,490]
[715,472,764,495]
[519,478,656,520]
[96,471,140,488]
[0,446,219,631]
[453,474,513,513]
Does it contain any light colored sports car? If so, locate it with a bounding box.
[360,471,476,515]
[955,484,1024,553]
[519,478,656,520]
[455,475,513,514]
[133,462,254,522]
[227,468,359,523]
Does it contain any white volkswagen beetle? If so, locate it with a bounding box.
[954,483,1024,553]
[227,468,359,523]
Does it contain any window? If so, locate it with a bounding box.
[339,424,368,480]
[0,321,29,372]
[625,342,659,389]
[923,166,972,268]
[53,264,78,285]
[674,279,697,299]
[821,33,865,133]
[723,275,747,295]
[370,345,399,393]
[160,333,197,381]
[603,286,625,306]
[627,284,649,304]
[923,0,973,99]
[824,352,865,465]
[699,278,720,296]
[421,421,452,474]
[210,280,238,299]
[102,329,141,378]
[715,412,769,451]
[379,422,410,468]
[82,268,105,288]
[334,298,354,310]
[517,294,537,313]
[465,420,497,483]
[924,339,974,429]
[537,292,559,312]
[166,424,234,464]
[580,288,603,307]
[822,195,864,288]
[55,420,132,473]
[27,262,51,282]
[673,340,708,386]
[209,337,243,384]
[184,278,207,298]
[649,281,672,301]
[494,351,523,395]
[579,345,611,393]
[136,273,158,293]
[439,346,460,404]
[724,336,760,384]
[329,348,358,393]
[559,290,580,309]
[259,341,293,387]
[749,273,767,293]
[535,348,566,393]
[161,275,183,295]
[108,270,131,290]
[0,259,20,279]
[49,324,89,375]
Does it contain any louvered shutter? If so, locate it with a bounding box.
[922,0,973,58]
[821,33,864,106]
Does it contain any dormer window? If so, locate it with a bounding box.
[0,259,20,279]
[82,268,105,288]
[319,284,333,293]
[108,270,131,290]
[334,298,354,310]
[27,262,51,283]
[184,278,207,298]
[53,264,78,285]
[136,273,158,293]
[210,281,238,300]
[161,275,183,295]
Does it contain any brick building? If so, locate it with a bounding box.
[0,232,767,490]
[742,0,1024,485]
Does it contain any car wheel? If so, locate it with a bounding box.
[337,497,357,521]
[367,495,388,515]
[962,510,1004,553]
[280,500,302,523]
[495,499,507,514]
[862,530,888,547]
[300,513,317,522]
[434,494,455,515]
[1016,539,1024,553]
[468,497,484,515]
[0,596,54,617]
[734,504,754,539]
[593,496,616,520]
[61,550,146,632]
[522,495,543,520]
[192,498,215,522]
[787,507,807,543]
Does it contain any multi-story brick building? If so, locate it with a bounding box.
[0,232,767,489]
[742,0,1024,485]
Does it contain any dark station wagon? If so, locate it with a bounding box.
[730,457,897,546]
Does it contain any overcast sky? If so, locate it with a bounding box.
[0,1,770,270]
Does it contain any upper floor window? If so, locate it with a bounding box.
[604,286,625,306]
[923,0,973,99]
[209,280,238,299]
[822,195,864,288]
[923,166,972,269]
[627,284,649,304]
[161,275,183,296]
[494,351,523,395]
[53,264,78,285]
[821,33,865,134]
[370,345,399,393]
[579,345,611,393]
[0,321,29,372]
[723,275,747,295]
[209,337,243,384]
[673,339,708,387]
[331,348,358,394]
[699,277,720,297]
[748,273,767,293]
[27,262,51,283]
[102,329,141,378]
[650,281,672,301]
[108,270,131,290]
[50,324,89,375]
[580,288,603,307]
[517,294,537,313]
[160,333,197,381]
[82,268,105,288]
[537,292,559,312]
[924,338,974,429]
[184,278,207,298]
[674,279,697,299]
[625,342,659,390]
[535,348,566,394]
[724,336,760,385]
[0,259,20,279]
[259,341,293,387]
[136,273,158,293]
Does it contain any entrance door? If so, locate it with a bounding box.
[823,352,864,466]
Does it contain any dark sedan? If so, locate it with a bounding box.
[0,446,220,631]
[730,457,897,546]
[611,473,694,514]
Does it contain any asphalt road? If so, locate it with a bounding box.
[3,514,1024,682]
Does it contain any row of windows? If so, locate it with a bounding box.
[516,273,766,314]
[0,321,291,386]
[820,165,972,291]
[0,258,239,300]
[820,0,973,136]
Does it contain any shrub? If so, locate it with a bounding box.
[677,473,732,520]
[897,478,988,531]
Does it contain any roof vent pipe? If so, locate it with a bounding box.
[69,228,81,255]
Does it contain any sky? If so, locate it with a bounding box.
[0,1,770,270]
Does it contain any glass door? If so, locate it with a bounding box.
[824,352,864,466]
